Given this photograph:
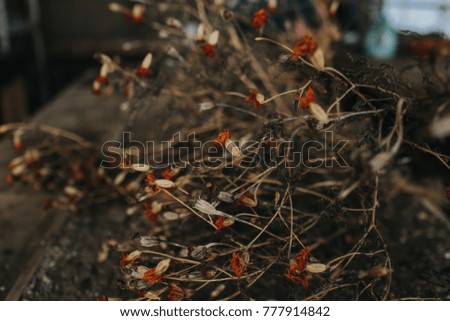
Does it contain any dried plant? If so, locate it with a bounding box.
[2,0,449,301]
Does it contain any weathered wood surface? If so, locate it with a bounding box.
[0,71,126,300]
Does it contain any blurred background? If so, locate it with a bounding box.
[0,0,449,123]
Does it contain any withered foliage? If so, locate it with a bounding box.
[2,0,450,300]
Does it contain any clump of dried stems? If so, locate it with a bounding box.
[2,0,450,300]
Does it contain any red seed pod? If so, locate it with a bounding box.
[251,8,269,29]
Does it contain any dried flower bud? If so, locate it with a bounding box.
[99,63,109,79]
[24,149,40,164]
[237,191,257,207]
[12,129,24,152]
[309,102,329,123]
[208,30,220,46]
[131,163,150,172]
[225,139,242,157]
[199,101,215,111]
[217,191,234,203]
[109,3,130,14]
[368,266,389,278]
[230,252,249,277]
[329,0,340,17]
[166,17,182,29]
[155,258,171,275]
[155,179,175,189]
[268,0,277,13]
[11,163,27,176]
[210,284,226,299]
[131,4,145,22]
[113,171,127,185]
[245,89,264,109]
[64,185,82,197]
[131,265,149,279]
[8,155,25,169]
[137,53,153,77]
[193,199,219,215]
[163,211,180,221]
[305,263,328,274]
[135,235,160,248]
[196,23,205,42]
[167,283,184,301]
[150,201,163,214]
[92,79,102,95]
[370,152,393,172]
[310,47,325,70]
[191,246,208,260]
[430,114,450,139]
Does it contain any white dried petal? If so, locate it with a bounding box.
[64,185,82,197]
[242,251,250,265]
[8,156,25,169]
[199,101,215,111]
[311,47,325,70]
[126,204,140,216]
[95,53,113,65]
[141,53,153,69]
[305,263,328,273]
[163,211,179,221]
[268,0,277,10]
[309,102,329,123]
[193,199,217,215]
[131,163,150,172]
[191,246,207,260]
[92,80,101,92]
[238,194,256,208]
[132,4,145,17]
[166,17,182,28]
[179,248,189,257]
[132,265,149,279]
[223,217,235,227]
[151,201,163,214]
[225,139,242,157]
[217,191,234,203]
[143,291,161,301]
[97,243,110,263]
[430,114,450,139]
[256,92,265,104]
[137,236,160,247]
[108,3,130,14]
[368,266,389,278]
[155,258,171,275]
[99,63,109,77]
[38,167,51,177]
[24,149,40,163]
[113,171,127,185]
[196,23,205,42]
[210,284,226,299]
[127,250,142,262]
[155,179,175,189]
[370,152,392,172]
[208,30,220,46]
[12,129,24,150]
